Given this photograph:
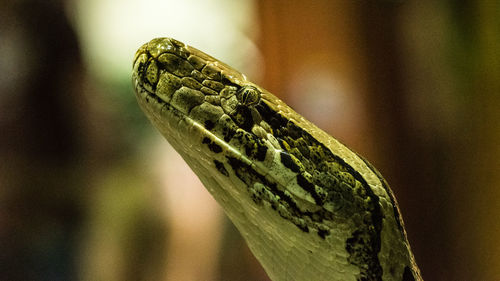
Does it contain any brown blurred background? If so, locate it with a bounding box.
[1,0,499,280]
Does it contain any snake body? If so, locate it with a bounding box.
[132,38,422,281]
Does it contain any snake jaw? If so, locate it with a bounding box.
[133,37,422,281]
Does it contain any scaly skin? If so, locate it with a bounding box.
[132,37,422,281]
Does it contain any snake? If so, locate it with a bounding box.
[132,37,422,281]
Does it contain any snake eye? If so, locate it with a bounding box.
[236,86,261,106]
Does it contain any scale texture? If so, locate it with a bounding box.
[132,37,422,281]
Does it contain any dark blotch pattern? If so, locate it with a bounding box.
[317,228,329,239]
[255,101,384,280]
[359,155,405,237]
[346,231,383,281]
[403,266,415,281]
[204,120,215,130]
[255,145,267,161]
[296,174,323,205]
[202,137,222,153]
[216,115,237,143]
[234,131,268,162]
[213,160,229,177]
[226,156,327,234]
[231,105,254,131]
[280,151,300,173]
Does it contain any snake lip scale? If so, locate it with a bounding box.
[132,37,422,281]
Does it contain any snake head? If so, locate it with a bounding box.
[132,37,269,147]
